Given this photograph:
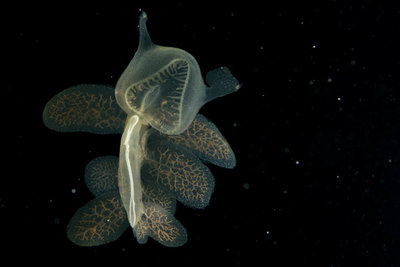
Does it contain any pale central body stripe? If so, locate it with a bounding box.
[124,115,139,226]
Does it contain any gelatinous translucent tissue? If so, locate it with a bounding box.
[43,11,240,247]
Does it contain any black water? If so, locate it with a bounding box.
[3,2,400,266]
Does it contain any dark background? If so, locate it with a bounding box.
[3,2,400,266]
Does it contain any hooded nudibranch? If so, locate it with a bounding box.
[43,11,241,247]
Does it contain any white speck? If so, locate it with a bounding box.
[295,160,300,165]
[328,77,333,83]
[71,188,76,194]
[266,231,270,235]
[260,46,264,50]
[337,97,341,101]
[312,44,317,49]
